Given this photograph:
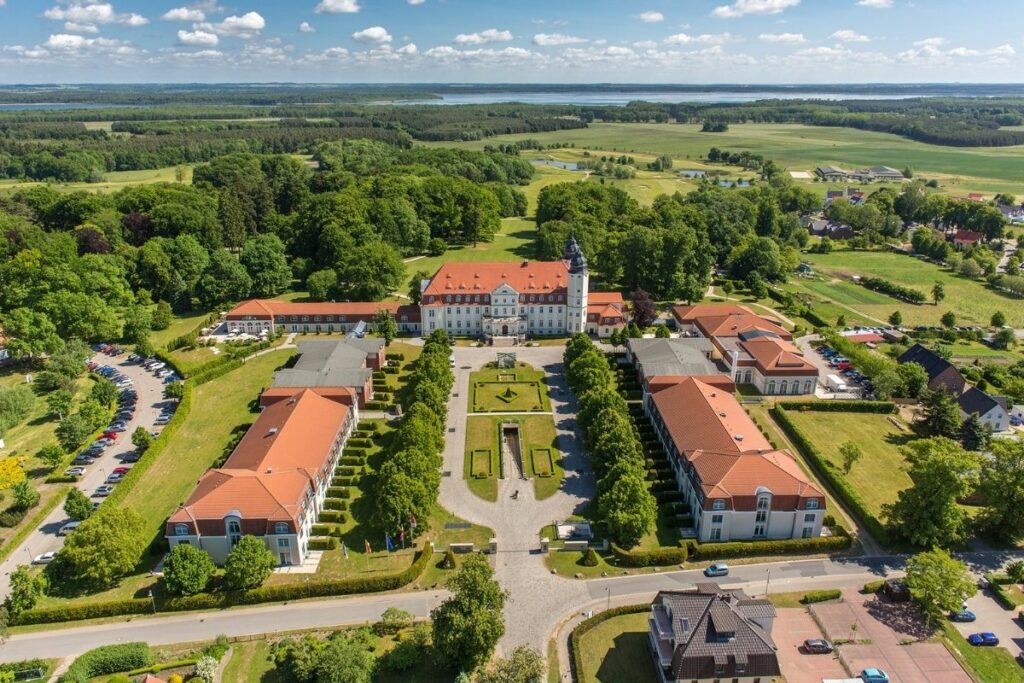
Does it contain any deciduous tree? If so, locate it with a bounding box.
[431,554,507,671]
[224,535,275,591]
[905,548,975,627]
[58,508,145,587]
[163,543,215,596]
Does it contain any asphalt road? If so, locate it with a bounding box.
[0,351,169,598]
[3,551,1020,663]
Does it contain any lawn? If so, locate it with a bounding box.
[150,309,215,350]
[464,414,563,500]
[221,639,286,683]
[782,410,914,522]
[0,166,192,196]
[434,122,1024,197]
[469,363,551,413]
[802,250,1024,328]
[576,611,658,683]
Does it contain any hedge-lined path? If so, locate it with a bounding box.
[438,345,597,656]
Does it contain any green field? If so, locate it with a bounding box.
[783,410,913,522]
[800,250,1024,327]
[575,611,658,683]
[436,122,1024,196]
[464,414,562,500]
[0,166,192,195]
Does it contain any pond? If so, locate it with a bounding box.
[530,159,579,171]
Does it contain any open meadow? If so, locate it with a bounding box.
[434,122,1024,197]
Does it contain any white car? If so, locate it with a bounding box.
[64,466,87,478]
[57,521,81,536]
[93,485,115,497]
[31,551,57,564]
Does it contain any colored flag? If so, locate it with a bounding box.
[364,539,372,555]
[385,532,395,552]
[341,541,348,560]
[399,526,405,547]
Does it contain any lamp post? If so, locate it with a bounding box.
[148,589,155,614]
[606,587,611,612]
[765,568,772,597]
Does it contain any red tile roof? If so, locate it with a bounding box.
[421,261,570,301]
[652,378,771,455]
[672,303,753,326]
[167,389,350,532]
[688,448,824,503]
[695,313,790,340]
[227,300,420,323]
[953,229,984,243]
[740,337,817,376]
[260,386,356,407]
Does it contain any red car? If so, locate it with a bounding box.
[112,466,130,475]
[102,431,119,441]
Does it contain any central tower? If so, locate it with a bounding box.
[563,235,589,334]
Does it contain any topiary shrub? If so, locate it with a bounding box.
[441,549,456,569]
[581,548,600,567]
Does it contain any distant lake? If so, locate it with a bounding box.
[393,90,950,106]
[531,159,578,171]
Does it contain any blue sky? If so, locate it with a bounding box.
[0,0,1021,83]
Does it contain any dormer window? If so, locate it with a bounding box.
[174,523,189,536]
[807,498,819,510]
[274,522,289,534]
[712,499,725,511]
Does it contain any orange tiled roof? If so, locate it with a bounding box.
[672,303,752,325]
[651,378,771,455]
[227,300,420,322]
[695,313,790,340]
[740,337,817,375]
[588,292,625,305]
[688,449,824,500]
[421,261,570,300]
[168,389,349,528]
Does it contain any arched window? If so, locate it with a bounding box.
[274,522,289,535]
[768,381,776,394]
[174,523,189,536]
[804,380,812,394]
[780,380,788,394]
[228,520,241,534]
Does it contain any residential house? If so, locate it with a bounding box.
[166,389,355,566]
[952,229,985,250]
[645,377,825,542]
[585,292,628,338]
[997,204,1024,224]
[897,343,967,395]
[958,387,1010,433]
[264,338,384,408]
[226,300,421,336]
[648,585,780,683]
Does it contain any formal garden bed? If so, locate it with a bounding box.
[464,414,562,501]
[469,364,551,413]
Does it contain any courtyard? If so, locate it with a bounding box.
[469,363,552,413]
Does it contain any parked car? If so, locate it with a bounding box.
[106,472,125,484]
[57,521,81,536]
[704,563,729,577]
[120,451,141,463]
[112,466,130,475]
[950,609,977,622]
[32,551,57,565]
[64,466,87,478]
[967,632,1000,646]
[102,431,118,440]
[72,456,95,466]
[154,417,171,426]
[93,485,115,497]
[883,579,910,602]
[803,639,834,654]
[859,668,890,683]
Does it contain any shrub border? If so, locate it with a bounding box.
[569,604,650,683]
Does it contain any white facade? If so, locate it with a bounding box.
[962,403,1010,433]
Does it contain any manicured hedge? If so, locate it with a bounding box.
[322,498,346,511]
[862,579,885,594]
[365,400,391,410]
[339,456,363,466]
[332,477,354,488]
[20,547,434,626]
[688,534,851,560]
[318,510,346,523]
[802,589,842,604]
[570,604,650,683]
[609,542,688,567]
[311,524,332,536]
[776,400,897,414]
[327,486,351,498]
[345,448,367,458]
[61,642,152,682]
[771,404,890,546]
[309,537,338,550]
[985,574,1021,610]
[385,352,405,361]
[189,358,243,385]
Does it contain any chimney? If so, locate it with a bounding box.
[734,434,744,442]
[268,427,279,435]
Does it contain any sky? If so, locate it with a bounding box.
[0,0,1021,84]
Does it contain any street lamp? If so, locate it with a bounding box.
[605,587,611,612]
[148,589,155,614]
[765,568,772,597]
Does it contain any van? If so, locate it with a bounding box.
[449,354,456,367]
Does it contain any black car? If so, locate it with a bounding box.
[803,639,834,654]
[120,451,141,463]
[883,579,911,602]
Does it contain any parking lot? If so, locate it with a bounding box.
[798,336,873,399]
[773,607,847,683]
[811,588,972,683]
[953,583,1024,662]
[0,346,174,596]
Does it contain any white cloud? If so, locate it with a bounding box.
[200,12,265,38]
[408,0,425,4]
[453,29,513,45]
[830,29,870,42]
[914,36,945,47]
[299,21,315,33]
[44,3,148,27]
[396,42,418,54]
[532,33,587,46]
[352,26,391,44]
[664,32,735,45]
[41,32,139,57]
[161,7,205,22]
[987,44,1016,57]
[315,0,360,13]
[712,0,800,19]
[633,40,658,49]
[759,32,805,43]
[947,47,978,58]
[857,0,893,7]
[604,46,634,56]
[177,29,218,46]
[64,21,99,33]
[635,11,664,23]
